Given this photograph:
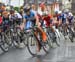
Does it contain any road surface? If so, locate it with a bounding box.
[0,33,75,62]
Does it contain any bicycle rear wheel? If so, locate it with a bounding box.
[55,31,60,46]
[43,27,53,47]
[43,39,50,53]
[68,30,74,42]
[37,31,50,54]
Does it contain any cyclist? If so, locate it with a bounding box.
[67,12,74,41]
[38,3,60,46]
[61,11,67,24]
[20,4,47,51]
[9,9,22,26]
[67,12,74,24]
[38,2,46,16]
[38,3,54,32]
[55,11,62,25]
[60,10,68,35]
[2,11,10,32]
[38,3,50,27]
[9,9,23,48]
[9,9,17,26]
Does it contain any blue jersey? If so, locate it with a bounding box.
[23,11,35,20]
[57,14,62,21]
[23,11,35,29]
[61,13,67,24]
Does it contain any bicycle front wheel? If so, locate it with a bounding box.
[26,34,37,56]
[0,34,9,52]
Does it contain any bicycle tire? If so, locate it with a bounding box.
[26,33,37,56]
[0,34,9,52]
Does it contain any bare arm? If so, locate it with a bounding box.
[35,15,40,27]
[20,18,26,30]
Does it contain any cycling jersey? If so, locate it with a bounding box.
[9,13,22,25]
[61,13,67,24]
[31,10,37,16]
[68,13,74,23]
[68,16,74,23]
[2,16,10,31]
[3,17,9,25]
[55,14,62,21]
[23,11,36,29]
[43,14,52,27]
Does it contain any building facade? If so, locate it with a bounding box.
[23,0,60,15]
[71,0,75,13]
[0,0,24,7]
[62,0,72,10]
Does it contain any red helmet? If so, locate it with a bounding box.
[40,2,45,9]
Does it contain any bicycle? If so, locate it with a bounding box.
[23,26,50,56]
[0,26,9,52]
[4,21,23,48]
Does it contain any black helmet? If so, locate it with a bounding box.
[23,4,31,13]
[10,9,15,14]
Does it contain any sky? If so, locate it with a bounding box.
[1,0,24,7]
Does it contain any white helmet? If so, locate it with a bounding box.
[58,11,62,14]
[69,12,73,16]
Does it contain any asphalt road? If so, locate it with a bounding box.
[0,33,75,62]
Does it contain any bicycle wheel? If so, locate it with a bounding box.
[13,33,21,48]
[36,30,50,54]
[46,30,53,47]
[55,29,60,46]
[43,27,53,47]
[68,30,74,42]
[4,30,13,46]
[55,31,60,46]
[26,32,37,56]
[12,27,22,48]
[43,36,50,53]
[0,33,9,52]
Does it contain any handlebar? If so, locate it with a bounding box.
[25,25,38,31]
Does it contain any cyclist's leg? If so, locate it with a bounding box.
[37,26,47,42]
[34,31,41,52]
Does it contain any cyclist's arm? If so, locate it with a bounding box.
[20,15,26,30]
[22,18,26,24]
[35,15,40,27]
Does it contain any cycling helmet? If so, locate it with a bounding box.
[58,11,62,14]
[68,12,73,16]
[10,9,15,14]
[23,4,31,13]
[55,11,58,14]
[40,2,45,10]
